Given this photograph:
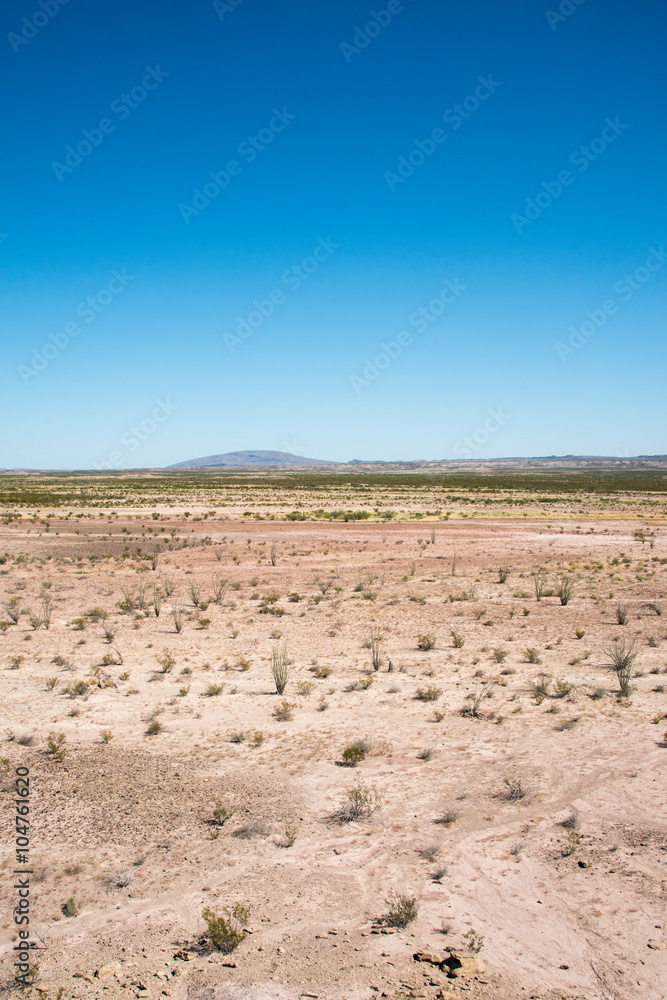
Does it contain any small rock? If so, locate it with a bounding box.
[172,950,192,962]
[97,963,121,980]
[444,951,485,979]
[648,939,666,950]
[578,860,591,869]
[437,992,462,1000]
[414,951,445,965]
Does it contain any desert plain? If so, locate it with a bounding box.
[0,470,666,1000]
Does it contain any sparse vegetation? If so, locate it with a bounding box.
[382,891,418,928]
[271,643,290,694]
[202,902,250,953]
[603,636,639,697]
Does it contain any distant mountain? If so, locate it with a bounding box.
[167,450,334,469]
[165,452,667,471]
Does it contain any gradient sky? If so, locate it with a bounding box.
[1,0,665,468]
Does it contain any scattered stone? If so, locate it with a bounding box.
[97,962,122,979]
[443,952,485,979]
[577,860,591,869]
[73,972,96,983]
[173,950,193,961]
[413,952,445,966]
[648,939,666,950]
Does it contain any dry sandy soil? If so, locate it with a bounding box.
[0,510,666,1000]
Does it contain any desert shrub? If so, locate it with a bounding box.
[282,824,298,847]
[10,655,25,670]
[416,684,442,702]
[296,680,314,695]
[462,678,497,717]
[156,648,175,673]
[498,565,509,583]
[336,780,383,822]
[146,719,162,736]
[204,683,224,696]
[172,604,184,633]
[432,710,445,722]
[5,598,22,624]
[556,575,574,606]
[251,731,265,746]
[492,647,508,663]
[189,581,202,607]
[463,928,484,953]
[369,630,384,671]
[311,664,332,679]
[554,679,574,699]
[435,808,459,826]
[272,643,290,694]
[417,633,436,651]
[383,891,418,928]
[556,716,580,731]
[530,672,551,703]
[524,647,541,664]
[575,628,585,639]
[45,677,58,691]
[345,677,374,692]
[229,731,245,743]
[503,777,527,801]
[85,606,107,623]
[450,630,464,648]
[272,700,294,721]
[100,729,113,744]
[202,903,250,953]
[288,592,301,602]
[152,588,163,617]
[615,602,629,625]
[341,739,371,766]
[46,732,66,761]
[212,574,229,604]
[603,636,639,696]
[212,802,234,826]
[61,895,79,917]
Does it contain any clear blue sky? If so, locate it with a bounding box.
[1,0,665,468]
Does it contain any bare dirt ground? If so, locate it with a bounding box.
[1,508,666,1000]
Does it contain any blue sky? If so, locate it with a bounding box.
[1,0,665,468]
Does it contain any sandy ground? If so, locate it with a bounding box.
[0,515,666,1000]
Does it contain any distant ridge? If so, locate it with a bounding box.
[165,452,667,471]
[167,450,334,469]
